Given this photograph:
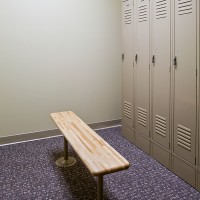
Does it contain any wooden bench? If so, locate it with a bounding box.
[50,111,130,200]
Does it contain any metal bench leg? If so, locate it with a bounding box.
[97,175,103,200]
[64,137,69,160]
[55,137,76,167]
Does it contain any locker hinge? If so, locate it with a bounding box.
[195,157,196,165]
[169,142,170,149]
[196,69,197,77]
[149,64,150,70]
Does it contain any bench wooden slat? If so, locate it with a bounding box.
[50,111,130,176]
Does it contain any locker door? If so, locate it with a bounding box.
[122,0,134,127]
[174,0,196,165]
[151,0,171,149]
[134,0,150,136]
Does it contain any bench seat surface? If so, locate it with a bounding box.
[50,111,130,176]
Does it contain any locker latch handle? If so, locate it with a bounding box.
[152,55,155,64]
[122,53,125,62]
[174,56,177,67]
[135,54,138,62]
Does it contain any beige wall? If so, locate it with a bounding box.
[0,0,122,137]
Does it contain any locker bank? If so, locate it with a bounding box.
[122,0,200,190]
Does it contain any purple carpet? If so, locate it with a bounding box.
[0,126,200,199]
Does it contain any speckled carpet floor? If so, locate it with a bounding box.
[0,126,200,200]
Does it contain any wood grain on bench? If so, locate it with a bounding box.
[50,111,130,176]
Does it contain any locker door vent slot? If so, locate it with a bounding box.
[177,125,191,151]
[156,0,167,19]
[178,0,192,15]
[124,101,132,119]
[138,107,147,127]
[138,5,148,22]
[155,115,166,137]
[124,8,132,24]
[124,0,132,25]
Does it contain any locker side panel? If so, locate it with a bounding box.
[151,0,171,149]
[134,0,150,137]
[173,0,196,165]
[122,0,134,128]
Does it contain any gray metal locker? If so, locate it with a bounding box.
[151,0,171,149]
[173,0,197,165]
[134,0,150,137]
[122,0,134,128]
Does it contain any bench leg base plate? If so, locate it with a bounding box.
[56,156,76,167]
